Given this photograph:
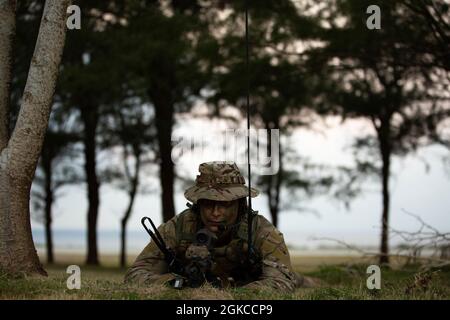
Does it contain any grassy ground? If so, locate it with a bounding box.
[1,254,449,300]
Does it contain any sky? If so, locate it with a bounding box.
[31,115,450,253]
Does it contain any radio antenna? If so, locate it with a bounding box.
[245,1,254,261]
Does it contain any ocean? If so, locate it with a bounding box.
[32,228,379,257]
[33,228,150,255]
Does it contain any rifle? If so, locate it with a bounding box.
[141,216,221,289]
[184,227,223,288]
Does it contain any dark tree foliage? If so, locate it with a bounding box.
[311,0,449,263]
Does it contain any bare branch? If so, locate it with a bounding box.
[313,211,450,269]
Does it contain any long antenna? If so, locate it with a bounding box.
[245,1,253,260]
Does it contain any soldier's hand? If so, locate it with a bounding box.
[185,244,211,260]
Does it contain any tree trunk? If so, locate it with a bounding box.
[269,202,278,227]
[120,153,140,268]
[0,169,47,275]
[42,148,54,264]
[268,153,282,228]
[378,119,392,265]
[44,190,54,264]
[0,0,15,149]
[265,121,282,228]
[0,0,70,276]
[150,90,175,222]
[119,218,127,268]
[81,107,100,266]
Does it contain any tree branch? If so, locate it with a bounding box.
[313,211,450,269]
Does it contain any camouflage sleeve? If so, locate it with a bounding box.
[124,216,178,286]
[243,216,300,293]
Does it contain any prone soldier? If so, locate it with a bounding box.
[124,161,307,292]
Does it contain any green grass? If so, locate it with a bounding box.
[1,263,449,300]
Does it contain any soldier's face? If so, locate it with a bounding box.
[198,199,239,234]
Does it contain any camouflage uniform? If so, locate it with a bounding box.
[125,162,301,292]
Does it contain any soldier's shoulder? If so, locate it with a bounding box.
[177,207,196,220]
[169,207,198,229]
[253,213,275,229]
[159,208,194,230]
[164,207,195,223]
[253,213,284,237]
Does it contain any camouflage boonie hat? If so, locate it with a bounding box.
[184,161,259,204]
